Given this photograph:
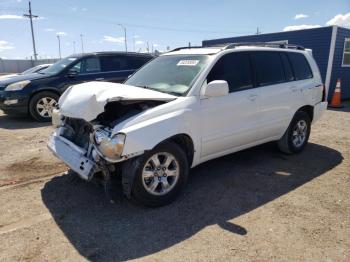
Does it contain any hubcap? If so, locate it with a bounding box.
[142,152,180,196]
[36,97,57,118]
[292,120,307,147]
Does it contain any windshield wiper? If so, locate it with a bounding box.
[137,85,180,96]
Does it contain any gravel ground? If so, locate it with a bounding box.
[0,104,349,262]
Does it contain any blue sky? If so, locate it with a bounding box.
[0,0,349,59]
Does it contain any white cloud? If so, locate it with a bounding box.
[56,32,67,36]
[294,14,308,20]
[283,24,321,31]
[0,41,14,52]
[70,6,78,12]
[44,28,55,32]
[326,13,350,28]
[135,40,144,45]
[153,44,160,47]
[0,14,23,19]
[102,36,125,44]
[82,7,88,11]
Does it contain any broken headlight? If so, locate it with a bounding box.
[94,129,126,161]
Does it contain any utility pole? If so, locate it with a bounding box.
[73,41,76,54]
[57,35,61,59]
[23,1,38,61]
[146,42,150,53]
[133,36,136,52]
[118,24,127,52]
[80,34,84,53]
[256,27,261,35]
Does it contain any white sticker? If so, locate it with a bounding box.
[177,60,199,66]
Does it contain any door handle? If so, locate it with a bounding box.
[247,94,258,101]
[95,78,104,81]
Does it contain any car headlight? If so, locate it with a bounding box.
[94,131,126,161]
[5,80,31,91]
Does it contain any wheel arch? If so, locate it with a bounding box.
[28,88,61,110]
[162,133,195,167]
[296,105,314,122]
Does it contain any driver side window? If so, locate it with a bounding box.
[207,52,253,92]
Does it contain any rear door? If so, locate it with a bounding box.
[200,52,260,159]
[251,51,300,140]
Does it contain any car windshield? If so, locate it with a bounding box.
[40,57,78,75]
[125,55,210,95]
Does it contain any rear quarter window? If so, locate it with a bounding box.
[287,52,313,80]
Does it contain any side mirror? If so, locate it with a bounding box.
[203,80,229,98]
[67,69,78,78]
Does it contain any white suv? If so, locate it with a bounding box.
[48,43,328,207]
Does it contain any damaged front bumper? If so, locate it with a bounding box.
[48,131,98,180]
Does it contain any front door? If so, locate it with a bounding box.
[200,52,260,160]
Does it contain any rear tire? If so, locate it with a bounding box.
[278,111,311,154]
[29,91,59,122]
[125,141,189,207]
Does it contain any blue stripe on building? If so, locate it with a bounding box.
[203,26,350,100]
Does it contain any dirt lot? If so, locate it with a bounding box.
[0,105,349,262]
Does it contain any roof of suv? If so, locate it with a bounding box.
[68,51,154,58]
[163,42,307,56]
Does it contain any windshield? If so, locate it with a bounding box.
[125,55,210,95]
[40,57,78,75]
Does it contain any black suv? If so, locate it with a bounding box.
[0,52,153,121]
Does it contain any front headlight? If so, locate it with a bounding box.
[5,80,31,91]
[94,131,126,161]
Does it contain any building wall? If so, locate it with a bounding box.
[330,27,350,100]
[0,59,58,73]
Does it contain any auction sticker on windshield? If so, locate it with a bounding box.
[177,60,199,66]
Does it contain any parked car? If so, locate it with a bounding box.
[0,52,153,121]
[48,43,327,207]
[0,64,52,81]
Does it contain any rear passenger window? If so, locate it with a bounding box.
[207,52,253,92]
[100,56,129,72]
[287,52,313,80]
[252,52,285,86]
[281,53,294,81]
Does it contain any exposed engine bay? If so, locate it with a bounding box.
[58,99,166,150]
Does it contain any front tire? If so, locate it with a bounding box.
[278,111,311,154]
[29,91,59,122]
[126,141,189,207]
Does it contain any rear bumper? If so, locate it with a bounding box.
[47,131,97,180]
[313,101,328,123]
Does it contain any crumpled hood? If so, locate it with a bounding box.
[58,81,176,121]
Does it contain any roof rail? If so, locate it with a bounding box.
[221,42,305,50]
[169,46,204,52]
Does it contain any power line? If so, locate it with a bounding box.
[23,1,38,61]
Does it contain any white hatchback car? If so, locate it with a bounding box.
[48,43,328,206]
